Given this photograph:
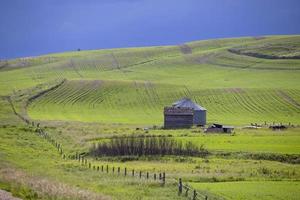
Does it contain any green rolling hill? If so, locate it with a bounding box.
[1,35,300,200]
[1,35,299,125]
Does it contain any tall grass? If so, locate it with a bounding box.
[90,136,209,157]
[0,167,110,200]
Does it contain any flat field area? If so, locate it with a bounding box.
[191,181,300,200]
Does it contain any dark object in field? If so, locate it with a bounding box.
[164,98,206,129]
[269,125,287,130]
[90,136,208,157]
[205,123,234,133]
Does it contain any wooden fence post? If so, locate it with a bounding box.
[139,171,142,178]
[97,166,99,171]
[154,173,156,180]
[159,173,162,180]
[132,169,135,176]
[193,190,197,200]
[146,172,149,179]
[205,195,208,200]
[162,172,165,185]
[124,167,127,176]
[178,178,182,195]
[106,165,108,173]
[101,165,104,172]
[118,167,120,175]
[112,166,115,173]
[185,187,189,197]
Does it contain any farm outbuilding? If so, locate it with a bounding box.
[164,107,194,129]
[172,98,206,126]
[205,124,234,133]
[164,98,206,129]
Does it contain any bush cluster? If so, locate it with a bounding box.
[90,136,209,157]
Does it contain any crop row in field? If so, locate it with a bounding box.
[1,36,300,97]
[27,80,300,125]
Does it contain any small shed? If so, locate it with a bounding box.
[205,124,234,133]
[164,107,194,129]
[172,98,206,126]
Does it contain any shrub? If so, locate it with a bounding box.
[90,136,209,157]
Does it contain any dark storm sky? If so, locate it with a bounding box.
[0,0,300,59]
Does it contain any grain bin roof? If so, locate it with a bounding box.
[172,98,206,111]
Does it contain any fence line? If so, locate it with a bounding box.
[177,178,208,200]
[35,127,166,185]
[36,124,215,199]
[8,96,220,199]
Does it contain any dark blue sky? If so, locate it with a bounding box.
[1,0,300,59]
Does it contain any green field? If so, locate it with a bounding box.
[0,35,300,199]
[27,79,299,125]
[191,181,300,200]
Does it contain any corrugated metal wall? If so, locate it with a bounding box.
[193,110,206,126]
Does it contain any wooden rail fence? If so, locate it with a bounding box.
[178,178,208,200]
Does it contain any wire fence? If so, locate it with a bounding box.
[8,96,222,200]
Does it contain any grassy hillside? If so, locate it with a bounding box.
[0,35,300,200]
[1,35,299,125]
[1,35,300,95]
[27,79,300,125]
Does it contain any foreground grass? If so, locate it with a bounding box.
[2,123,299,199]
[190,181,300,200]
[0,125,184,200]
